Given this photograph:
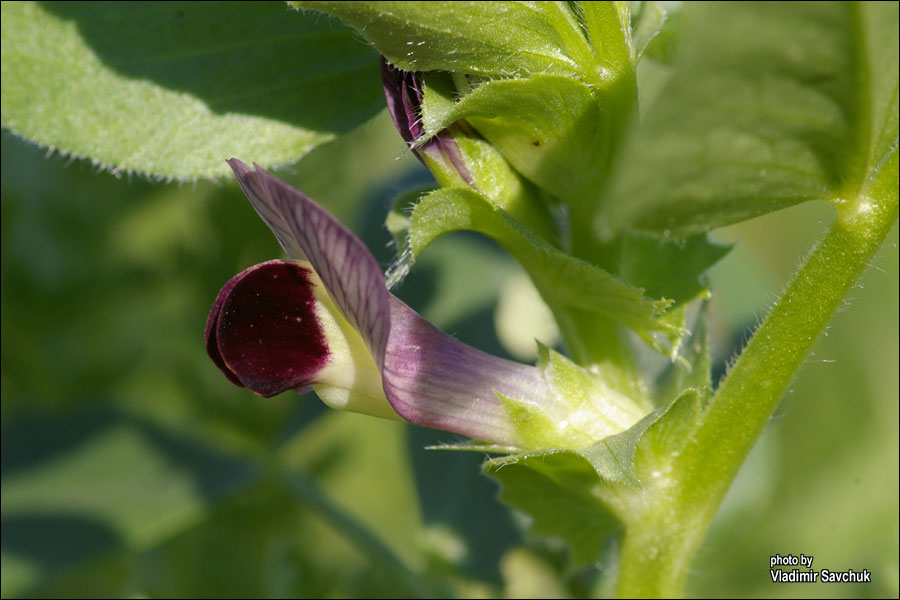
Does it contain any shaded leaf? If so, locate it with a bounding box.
[604,1,899,235]
[407,427,521,585]
[641,2,683,64]
[616,232,732,305]
[0,1,384,178]
[654,305,713,407]
[0,408,259,597]
[630,1,667,61]
[0,410,256,550]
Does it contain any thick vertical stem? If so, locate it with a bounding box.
[616,151,898,597]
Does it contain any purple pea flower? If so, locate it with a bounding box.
[205,159,554,447]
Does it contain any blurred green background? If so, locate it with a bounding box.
[1,108,897,597]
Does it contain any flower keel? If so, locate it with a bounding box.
[206,258,394,418]
[205,260,329,397]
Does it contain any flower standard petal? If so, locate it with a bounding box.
[228,158,307,260]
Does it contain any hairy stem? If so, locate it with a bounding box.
[616,150,898,597]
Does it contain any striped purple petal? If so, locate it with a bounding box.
[384,297,549,446]
[381,57,425,147]
[228,159,306,260]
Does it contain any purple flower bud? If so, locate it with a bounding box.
[381,58,474,186]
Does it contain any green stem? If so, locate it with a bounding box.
[615,150,898,597]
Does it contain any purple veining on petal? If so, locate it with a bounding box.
[228,160,391,368]
[206,260,330,398]
[381,57,423,146]
[228,159,306,260]
[383,297,550,446]
[380,58,474,186]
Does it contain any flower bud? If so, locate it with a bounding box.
[381,59,557,243]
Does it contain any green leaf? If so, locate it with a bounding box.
[407,187,677,345]
[485,388,705,567]
[0,126,432,597]
[581,387,702,485]
[0,2,384,178]
[579,407,660,486]
[604,1,900,235]
[422,74,631,211]
[615,232,732,305]
[295,1,601,84]
[0,409,257,597]
[140,480,317,599]
[537,342,652,418]
[413,74,561,243]
[640,2,683,64]
[484,450,623,566]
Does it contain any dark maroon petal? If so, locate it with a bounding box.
[382,297,549,446]
[207,260,330,398]
[227,160,392,370]
[205,272,245,389]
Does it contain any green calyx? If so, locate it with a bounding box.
[501,344,650,451]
